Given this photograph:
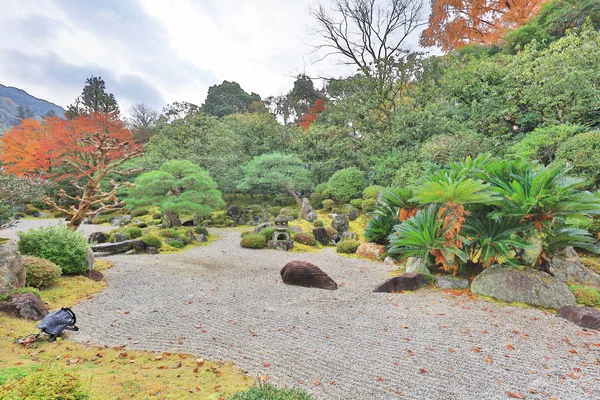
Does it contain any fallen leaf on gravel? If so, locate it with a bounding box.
[507,392,524,399]
[449,349,456,353]
[506,344,515,350]
[377,377,383,382]
[315,378,321,386]
[298,380,304,384]
[471,347,482,353]
[264,363,271,368]
[419,368,426,374]
[569,349,578,354]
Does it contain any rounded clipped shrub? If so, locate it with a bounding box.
[0,365,89,400]
[336,239,361,254]
[350,199,364,209]
[240,233,267,249]
[363,185,384,200]
[310,192,323,209]
[313,220,324,228]
[159,228,180,238]
[22,256,61,289]
[141,234,162,249]
[361,198,377,212]
[269,207,281,217]
[289,209,300,220]
[326,167,367,203]
[293,232,317,246]
[314,183,329,194]
[325,227,338,241]
[166,238,185,248]
[91,216,109,225]
[247,204,263,216]
[259,227,276,241]
[194,226,209,235]
[131,208,149,217]
[123,226,142,239]
[554,131,600,188]
[18,225,89,275]
[322,199,335,211]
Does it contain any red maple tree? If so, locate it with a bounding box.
[298,98,326,130]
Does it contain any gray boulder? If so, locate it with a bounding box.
[91,240,146,254]
[162,211,182,228]
[384,256,397,266]
[435,276,469,290]
[196,234,207,243]
[331,214,349,234]
[185,230,196,243]
[291,226,303,233]
[146,247,159,255]
[471,265,576,309]
[0,240,24,295]
[549,247,600,289]
[0,293,48,320]
[341,232,355,241]
[88,231,107,244]
[111,215,132,227]
[405,257,429,275]
[111,233,127,243]
[86,247,95,271]
[305,211,317,223]
[347,207,358,221]
[83,217,93,224]
[301,198,313,220]
[521,234,543,266]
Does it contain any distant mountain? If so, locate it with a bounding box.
[0,84,65,134]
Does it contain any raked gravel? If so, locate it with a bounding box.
[70,228,599,400]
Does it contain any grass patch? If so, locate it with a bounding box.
[0,258,249,399]
[290,242,324,254]
[229,382,312,400]
[579,253,600,275]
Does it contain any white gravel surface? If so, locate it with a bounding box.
[7,222,599,399]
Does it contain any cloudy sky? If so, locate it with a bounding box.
[0,0,427,114]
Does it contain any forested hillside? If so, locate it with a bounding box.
[0,84,65,134]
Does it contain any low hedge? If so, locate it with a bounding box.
[293,232,316,246]
[22,256,62,289]
[336,239,361,254]
[141,234,162,249]
[240,234,267,249]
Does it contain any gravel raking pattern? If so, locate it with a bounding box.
[73,229,600,399]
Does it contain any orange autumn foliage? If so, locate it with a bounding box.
[420,0,550,51]
[298,98,325,130]
[1,115,136,179]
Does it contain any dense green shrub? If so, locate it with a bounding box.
[0,364,89,400]
[363,185,384,200]
[159,229,181,238]
[326,167,367,203]
[123,226,142,239]
[309,192,323,209]
[130,208,150,217]
[141,234,162,249]
[259,227,276,241]
[314,183,328,194]
[166,239,185,248]
[293,232,316,246]
[321,187,332,199]
[337,239,361,254]
[350,199,364,209]
[269,207,281,217]
[554,131,600,188]
[510,124,583,164]
[22,256,61,289]
[313,220,324,228]
[152,212,162,220]
[247,205,263,216]
[322,199,335,211]
[240,234,267,249]
[18,225,89,275]
[194,226,209,235]
[229,383,312,400]
[279,208,289,216]
[420,132,490,165]
[289,209,300,220]
[91,216,109,225]
[361,198,377,212]
[569,285,600,308]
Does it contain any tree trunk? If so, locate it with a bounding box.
[285,184,302,210]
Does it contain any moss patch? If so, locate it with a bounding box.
[579,254,600,275]
[569,284,600,308]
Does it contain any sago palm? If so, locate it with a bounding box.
[365,187,421,244]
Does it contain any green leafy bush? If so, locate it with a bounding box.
[229,383,311,400]
[337,239,361,254]
[361,198,377,212]
[363,185,384,200]
[0,364,89,400]
[293,232,316,246]
[569,285,600,308]
[322,199,335,211]
[309,192,323,209]
[240,234,267,249]
[350,199,364,209]
[166,239,185,249]
[22,256,61,289]
[326,167,367,203]
[510,124,583,164]
[130,208,150,217]
[554,131,600,188]
[313,220,324,228]
[91,216,109,225]
[123,226,142,239]
[314,183,328,194]
[259,227,276,241]
[247,205,263,216]
[269,207,281,217]
[159,229,181,238]
[289,209,300,220]
[141,234,162,249]
[194,226,209,235]
[18,225,89,275]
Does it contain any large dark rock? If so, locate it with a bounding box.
[91,240,145,254]
[313,228,329,246]
[331,214,349,234]
[557,306,600,330]
[162,211,182,228]
[280,261,337,290]
[301,198,313,220]
[373,273,427,293]
[549,247,600,289]
[0,293,48,320]
[347,207,358,221]
[111,233,128,243]
[226,206,249,225]
[471,265,576,309]
[405,257,430,274]
[88,231,107,244]
[305,211,317,223]
[0,240,24,295]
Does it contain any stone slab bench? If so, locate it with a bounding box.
[91,240,145,254]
